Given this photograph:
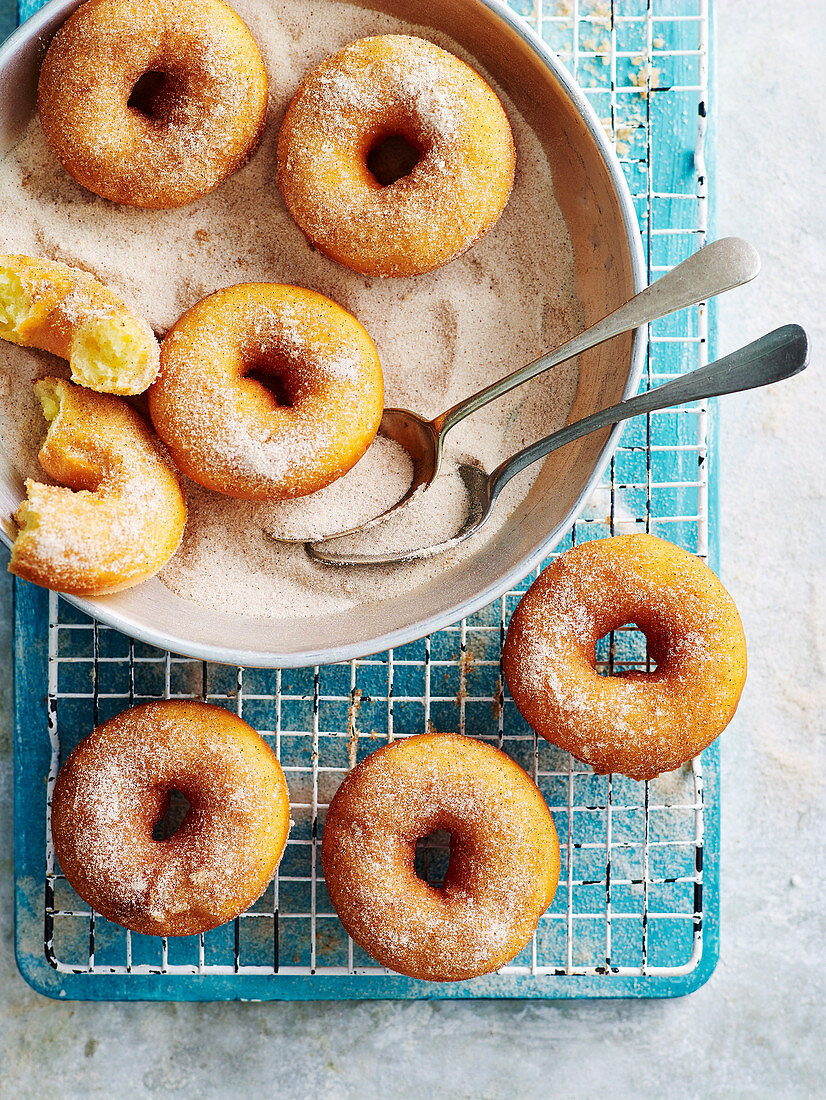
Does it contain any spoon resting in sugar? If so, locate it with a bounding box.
[270,236,760,553]
[308,324,808,566]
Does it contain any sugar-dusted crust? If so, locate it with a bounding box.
[9,378,186,595]
[38,0,268,209]
[50,701,291,937]
[503,534,748,781]
[0,254,159,395]
[149,282,385,501]
[277,35,516,277]
[321,733,560,982]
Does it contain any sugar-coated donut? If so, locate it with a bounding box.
[321,733,560,982]
[9,378,186,595]
[503,534,748,781]
[38,0,268,209]
[50,701,291,936]
[0,255,159,394]
[148,283,385,501]
[277,35,516,278]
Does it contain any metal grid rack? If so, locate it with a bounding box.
[13,0,719,1000]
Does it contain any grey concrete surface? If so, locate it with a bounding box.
[0,1,824,1096]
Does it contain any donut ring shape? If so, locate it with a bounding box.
[0,254,159,394]
[148,283,385,501]
[9,378,186,596]
[38,0,269,209]
[50,701,291,937]
[321,733,560,982]
[503,534,748,781]
[277,35,516,278]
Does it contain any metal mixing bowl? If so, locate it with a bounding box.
[0,0,645,667]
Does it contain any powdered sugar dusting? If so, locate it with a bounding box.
[302,38,465,143]
[321,733,559,980]
[152,287,383,496]
[50,701,290,935]
[38,0,268,208]
[503,535,748,780]
[277,33,514,277]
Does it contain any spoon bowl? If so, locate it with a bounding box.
[332,408,442,540]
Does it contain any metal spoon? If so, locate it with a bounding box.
[308,323,808,565]
[280,237,760,548]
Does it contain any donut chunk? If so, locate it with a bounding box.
[0,255,159,395]
[50,701,291,936]
[322,733,560,982]
[149,283,385,501]
[503,535,748,781]
[38,0,268,209]
[277,35,516,277]
[9,378,186,595]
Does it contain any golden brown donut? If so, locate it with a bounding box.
[503,534,748,781]
[0,254,159,394]
[50,701,291,936]
[277,35,515,277]
[38,0,268,209]
[148,283,385,501]
[9,378,186,595]
[321,733,560,982]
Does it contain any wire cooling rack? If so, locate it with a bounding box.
[12,0,719,1000]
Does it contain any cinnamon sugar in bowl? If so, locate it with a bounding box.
[0,0,644,667]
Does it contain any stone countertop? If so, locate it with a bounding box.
[1,1,824,1095]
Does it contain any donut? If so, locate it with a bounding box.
[50,701,291,936]
[277,35,516,278]
[0,255,159,394]
[9,378,186,595]
[502,534,748,781]
[148,283,385,501]
[321,733,560,982]
[38,0,268,209]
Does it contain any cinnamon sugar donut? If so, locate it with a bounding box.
[321,733,560,982]
[148,283,385,501]
[50,701,291,936]
[38,0,268,209]
[503,535,748,781]
[0,254,159,394]
[9,378,186,595]
[277,35,516,278]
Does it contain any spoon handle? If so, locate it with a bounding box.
[434,237,761,439]
[489,324,809,498]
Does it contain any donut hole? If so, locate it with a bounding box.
[366,135,422,186]
[151,789,191,840]
[128,71,167,116]
[594,622,660,675]
[246,366,295,409]
[414,828,452,888]
[128,70,185,123]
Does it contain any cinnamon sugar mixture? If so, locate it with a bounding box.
[0,0,583,620]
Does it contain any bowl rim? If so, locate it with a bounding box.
[0,0,646,668]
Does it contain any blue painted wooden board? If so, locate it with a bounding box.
[9,0,721,1000]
